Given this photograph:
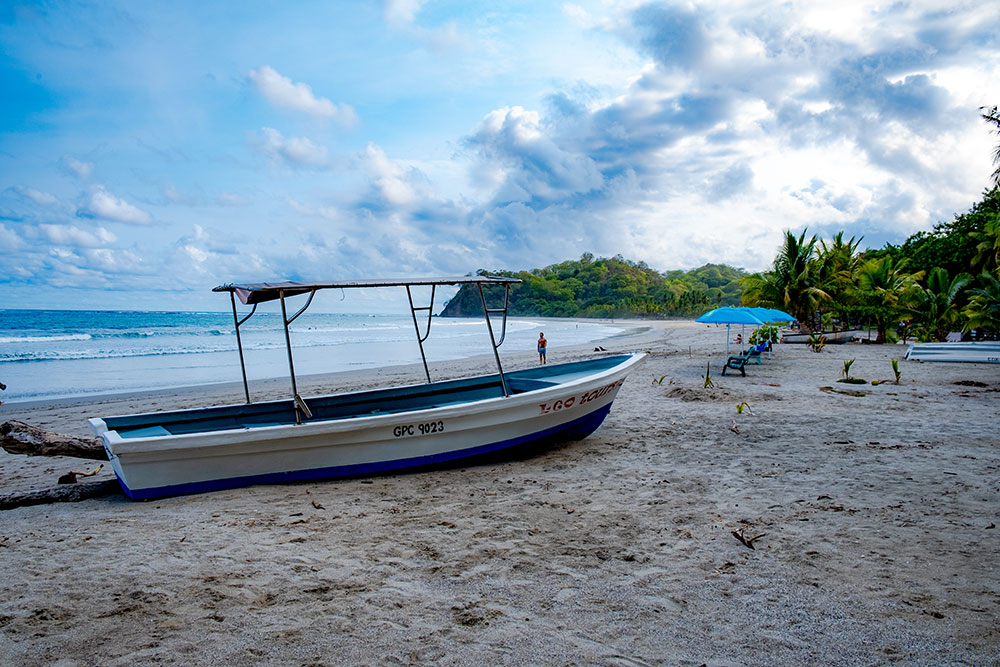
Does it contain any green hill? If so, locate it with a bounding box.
[440,254,746,318]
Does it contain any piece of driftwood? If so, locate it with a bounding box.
[0,479,121,511]
[731,528,767,550]
[58,464,104,485]
[0,420,108,461]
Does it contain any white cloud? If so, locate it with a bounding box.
[362,143,421,206]
[39,224,116,247]
[287,198,341,221]
[217,192,247,207]
[384,0,426,27]
[248,66,358,124]
[467,106,604,202]
[82,247,140,272]
[10,185,58,206]
[382,0,463,52]
[61,156,95,180]
[562,3,592,28]
[182,244,209,264]
[76,186,152,224]
[255,127,330,168]
[287,198,313,215]
[163,183,199,205]
[0,224,25,251]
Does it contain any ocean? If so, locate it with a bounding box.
[0,309,633,404]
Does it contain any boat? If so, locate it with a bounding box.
[904,341,1000,364]
[781,329,869,344]
[88,276,645,500]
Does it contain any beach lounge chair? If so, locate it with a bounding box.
[722,353,751,376]
[741,342,768,365]
[722,343,767,376]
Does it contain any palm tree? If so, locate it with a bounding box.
[902,267,973,341]
[855,256,920,343]
[740,270,782,310]
[742,230,828,328]
[983,105,1000,190]
[815,232,863,328]
[963,272,1000,336]
[970,211,1000,275]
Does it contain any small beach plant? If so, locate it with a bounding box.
[703,362,714,389]
[736,402,752,414]
[874,359,902,386]
[837,358,867,384]
[809,333,826,352]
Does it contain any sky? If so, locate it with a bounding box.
[2,0,999,312]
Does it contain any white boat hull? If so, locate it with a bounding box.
[781,330,868,344]
[89,354,645,499]
[904,341,1000,364]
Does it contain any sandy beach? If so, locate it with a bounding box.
[1,320,998,665]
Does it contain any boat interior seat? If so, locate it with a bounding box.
[119,425,173,439]
[508,378,558,393]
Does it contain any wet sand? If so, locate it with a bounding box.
[1,321,998,665]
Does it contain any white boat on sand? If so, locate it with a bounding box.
[781,329,869,344]
[89,276,645,500]
[904,341,1000,364]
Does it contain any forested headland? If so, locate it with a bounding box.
[440,255,746,319]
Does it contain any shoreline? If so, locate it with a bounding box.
[0,315,655,409]
[1,319,998,663]
[0,319,667,431]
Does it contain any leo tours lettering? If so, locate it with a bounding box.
[538,378,625,415]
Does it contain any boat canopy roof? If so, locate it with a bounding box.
[214,275,521,305]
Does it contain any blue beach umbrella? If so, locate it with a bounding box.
[696,307,765,357]
[739,307,795,356]
[741,306,795,323]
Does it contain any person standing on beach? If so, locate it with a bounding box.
[537,332,547,364]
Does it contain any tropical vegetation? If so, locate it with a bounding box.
[740,187,1000,342]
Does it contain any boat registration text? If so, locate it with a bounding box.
[393,421,445,438]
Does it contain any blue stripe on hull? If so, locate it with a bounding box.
[116,402,615,500]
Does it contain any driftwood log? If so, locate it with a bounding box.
[0,479,121,510]
[1,420,108,461]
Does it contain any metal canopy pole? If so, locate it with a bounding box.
[406,285,436,383]
[478,281,512,397]
[229,292,258,404]
[279,289,316,423]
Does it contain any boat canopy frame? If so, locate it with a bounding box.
[213,276,522,422]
